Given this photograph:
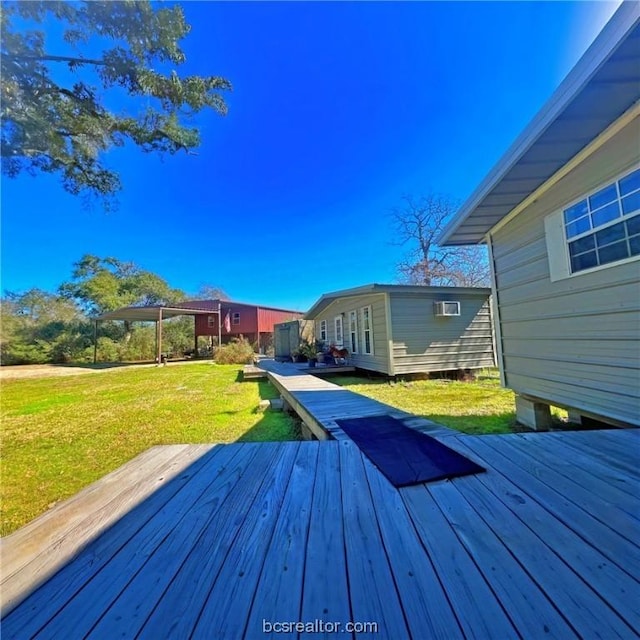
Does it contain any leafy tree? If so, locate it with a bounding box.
[59,254,185,315]
[390,193,491,287]
[3,287,82,324]
[1,1,231,204]
[162,316,195,354]
[0,289,92,364]
[1,258,209,364]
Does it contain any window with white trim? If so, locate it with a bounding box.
[545,166,640,281]
[319,319,327,342]
[232,312,241,325]
[334,316,343,346]
[360,305,373,355]
[563,167,640,273]
[207,315,215,328]
[348,310,358,354]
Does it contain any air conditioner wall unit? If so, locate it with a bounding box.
[434,301,461,317]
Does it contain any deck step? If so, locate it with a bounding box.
[242,365,267,380]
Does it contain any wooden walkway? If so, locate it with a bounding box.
[2,430,638,639]
[260,359,457,441]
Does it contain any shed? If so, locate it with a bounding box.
[437,2,640,428]
[274,319,314,360]
[305,284,494,376]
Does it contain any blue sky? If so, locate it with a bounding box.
[1,1,621,311]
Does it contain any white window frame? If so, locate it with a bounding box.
[545,165,640,282]
[232,312,241,325]
[319,319,327,343]
[207,315,215,328]
[334,316,343,347]
[348,310,358,354]
[434,301,461,316]
[360,305,373,355]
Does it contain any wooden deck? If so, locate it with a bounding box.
[1,430,638,639]
[260,359,457,441]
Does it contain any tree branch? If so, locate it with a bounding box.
[2,54,108,67]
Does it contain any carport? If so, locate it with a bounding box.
[94,304,221,364]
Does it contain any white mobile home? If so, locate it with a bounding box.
[438,3,640,428]
[305,284,494,376]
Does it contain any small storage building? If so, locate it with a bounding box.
[437,3,640,428]
[305,284,494,376]
[274,319,314,360]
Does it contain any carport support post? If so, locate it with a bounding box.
[93,319,98,364]
[156,308,164,364]
[217,301,222,354]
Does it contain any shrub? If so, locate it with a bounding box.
[214,338,255,364]
[92,336,122,362]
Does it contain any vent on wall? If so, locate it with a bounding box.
[434,301,460,317]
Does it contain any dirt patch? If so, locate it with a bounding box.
[0,360,204,380]
[0,364,134,380]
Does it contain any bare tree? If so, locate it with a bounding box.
[193,285,231,301]
[390,193,490,287]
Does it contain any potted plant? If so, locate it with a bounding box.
[298,340,318,367]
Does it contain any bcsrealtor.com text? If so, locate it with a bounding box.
[262,619,379,634]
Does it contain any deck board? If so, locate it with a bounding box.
[518,432,639,497]
[8,445,241,639]
[428,480,576,639]
[87,444,268,639]
[189,443,301,639]
[2,445,187,581]
[513,433,640,509]
[2,430,639,639]
[299,443,352,639]
[363,453,463,639]
[450,473,635,638]
[541,430,639,475]
[244,443,319,638]
[0,443,216,619]
[401,483,519,639]
[463,435,640,578]
[339,440,409,639]
[564,428,640,460]
[137,442,289,639]
[490,436,639,541]
[452,437,640,633]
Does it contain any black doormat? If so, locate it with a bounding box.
[335,415,485,487]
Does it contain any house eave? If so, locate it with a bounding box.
[438,2,640,246]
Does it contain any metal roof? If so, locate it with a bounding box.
[438,2,640,246]
[96,298,303,322]
[305,283,491,319]
[96,305,217,322]
[177,299,303,314]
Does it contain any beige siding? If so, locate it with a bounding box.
[491,118,640,425]
[390,293,494,375]
[315,294,390,374]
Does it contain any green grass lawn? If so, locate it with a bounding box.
[1,363,297,535]
[332,369,567,435]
